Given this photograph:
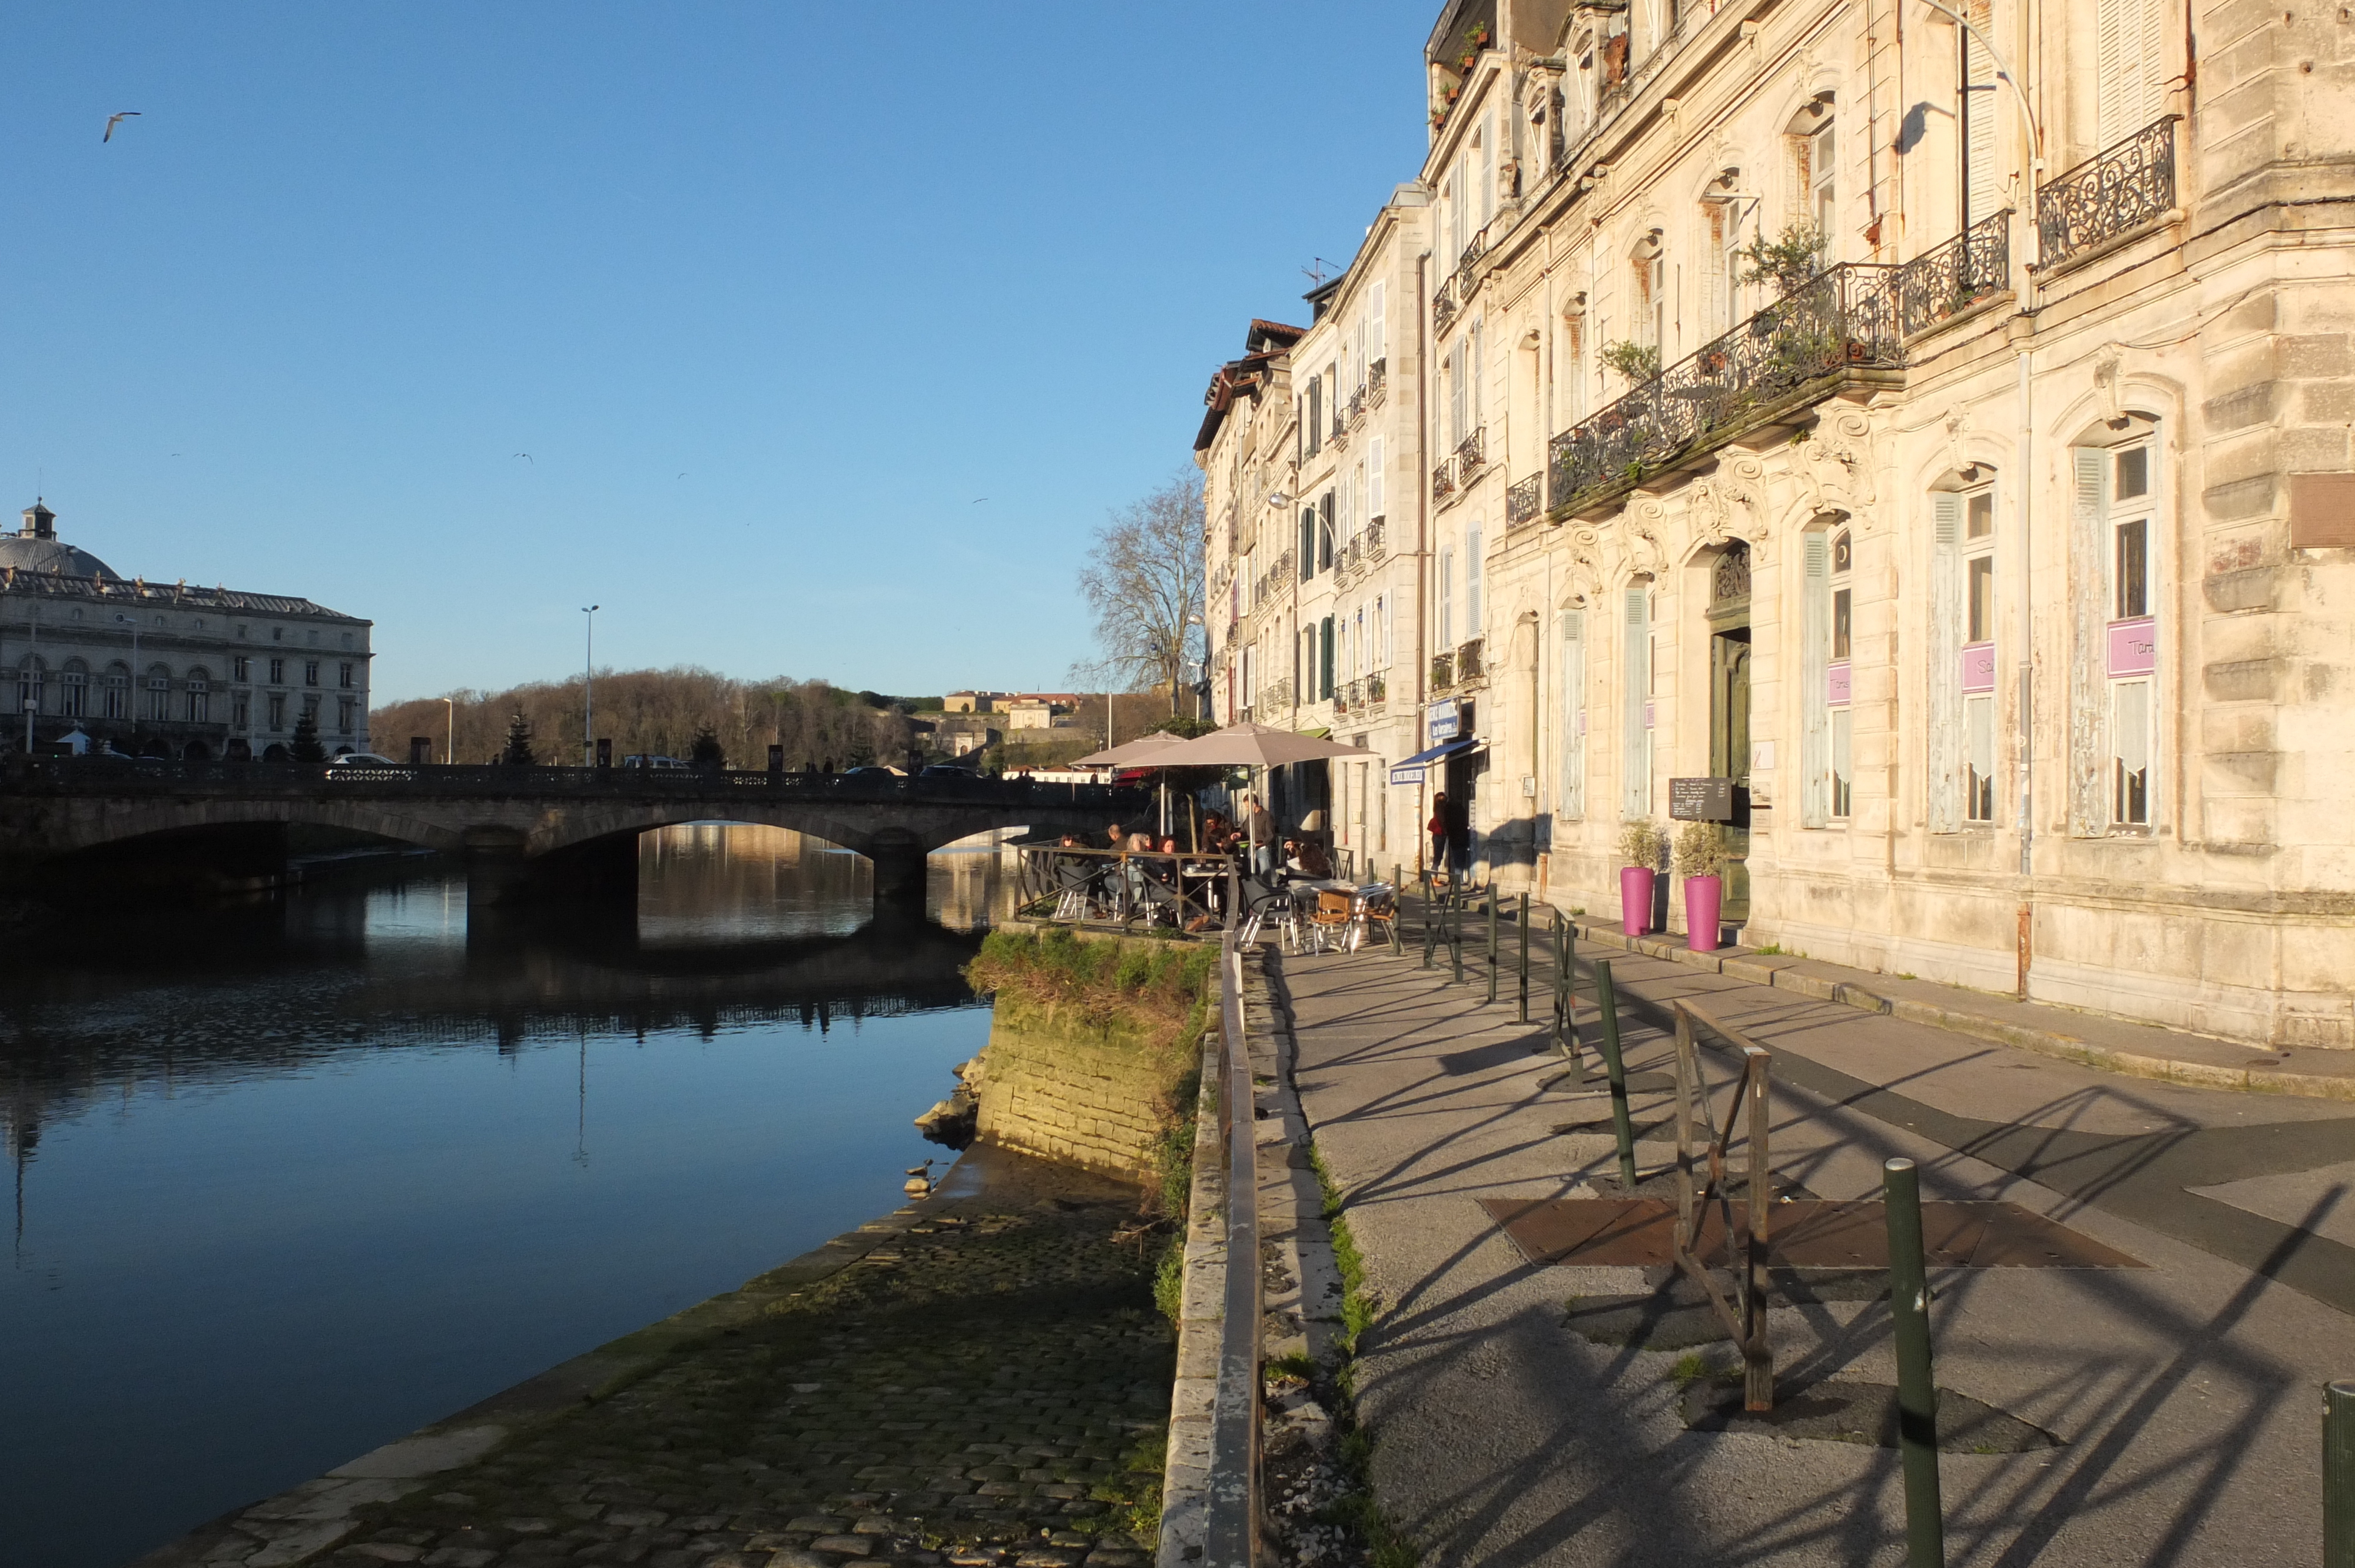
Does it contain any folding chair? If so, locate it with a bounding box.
[1305,889,1355,954]
[1351,884,1401,954]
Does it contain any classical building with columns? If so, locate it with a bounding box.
[1,502,374,760]
[1198,0,2355,1046]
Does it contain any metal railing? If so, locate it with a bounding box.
[1014,845,1238,933]
[1506,473,1543,526]
[1258,677,1294,711]
[1454,426,1485,475]
[1452,226,1490,302]
[1457,637,1485,683]
[1368,358,1387,398]
[1431,458,1456,500]
[1365,516,1386,559]
[1547,263,1905,512]
[1432,277,1459,334]
[1365,670,1387,705]
[1893,209,2012,337]
[1,755,1140,809]
[2038,116,2179,270]
[1429,652,1455,693]
[1670,999,1776,1412]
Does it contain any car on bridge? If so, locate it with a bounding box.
[622,755,688,770]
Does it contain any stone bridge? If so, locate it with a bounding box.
[0,759,1138,905]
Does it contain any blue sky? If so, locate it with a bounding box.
[1,2,1437,702]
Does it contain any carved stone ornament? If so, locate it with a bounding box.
[1523,65,1561,124]
[1796,407,1880,530]
[1625,500,1669,576]
[1942,404,1971,479]
[2093,346,2126,426]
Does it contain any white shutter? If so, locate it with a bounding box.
[2068,450,2109,832]
[1470,320,1484,429]
[1622,588,1651,818]
[1371,281,1387,366]
[2098,0,2165,144]
[1369,436,1385,518]
[1965,0,2001,222]
[1560,609,1587,818]
[1928,493,1963,833]
[1479,116,1497,225]
[1706,204,1729,335]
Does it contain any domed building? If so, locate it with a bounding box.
[2,501,373,760]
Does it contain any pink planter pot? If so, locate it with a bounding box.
[1684,874,1723,952]
[1620,866,1655,936]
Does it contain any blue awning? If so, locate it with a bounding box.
[1388,736,1477,786]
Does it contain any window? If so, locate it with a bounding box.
[1707,192,1744,334]
[271,627,284,642]
[267,693,286,731]
[1305,375,1322,459]
[1962,0,1999,226]
[1369,281,1387,372]
[2079,438,2159,828]
[186,672,210,723]
[306,630,319,646]
[1319,616,1336,700]
[302,693,320,720]
[337,697,356,733]
[1318,494,1335,570]
[16,657,41,715]
[1959,487,1998,823]
[233,655,250,682]
[1475,114,1497,230]
[1465,521,1485,633]
[304,660,320,687]
[268,657,286,685]
[233,692,250,729]
[1803,529,1853,825]
[339,661,356,689]
[1368,436,1385,520]
[146,665,172,722]
[340,632,354,649]
[60,663,87,719]
[1634,241,1666,354]
[1560,609,1587,818]
[102,665,128,720]
[1830,531,1855,819]
[1438,548,1455,646]
[1299,507,1316,582]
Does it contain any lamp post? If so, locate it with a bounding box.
[581,604,600,768]
[114,613,141,742]
[22,697,34,752]
[442,696,455,765]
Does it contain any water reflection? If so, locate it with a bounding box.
[0,825,1018,1568]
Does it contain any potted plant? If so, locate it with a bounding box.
[1617,819,1665,936]
[1673,820,1726,952]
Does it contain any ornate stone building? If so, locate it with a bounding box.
[1,502,373,760]
[1199,0,2355,1045]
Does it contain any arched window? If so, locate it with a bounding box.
[145,663,173,722]
[1559,606,1588,819]
[1786,97,1837,247]
[1621,582,1654,818]
[17,656,45,716]
[1631,232,1667,357]
[59,660,88,719]
[185,668,211,724]
[102,662,130,721]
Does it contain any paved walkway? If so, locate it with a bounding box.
[1276,933,2355,1567]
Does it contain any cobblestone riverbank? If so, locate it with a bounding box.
[162,1148,1172,1568]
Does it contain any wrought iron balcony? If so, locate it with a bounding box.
[1547,263,1905,514]
[1429,652,1455,693]
[1893,209,2012,337]
[1368,358,1387,400]
[1365,516,1386,559]
[1506,473,1543,527]
[1432,278,1459,334]
[1453,227,1490,300]
[1366,671,1387,705]
[1455,426,1485,475]
[1457,637,1485,684]
[1432,458,1456,500]
[2038,117,2178,271]
[1259,677,1294,711]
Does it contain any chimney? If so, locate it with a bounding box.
[21,500,54,540]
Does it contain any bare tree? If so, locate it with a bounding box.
[1074,471,1206,713]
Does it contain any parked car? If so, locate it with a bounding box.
[329,752,402,767]
[842,765,905,777]
[621,755,688,770]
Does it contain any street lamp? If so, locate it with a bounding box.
[114,614,142,740]
[581,605,600,768]
[442,696,455,765]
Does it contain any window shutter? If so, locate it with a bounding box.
[1802,530,1832,828]
[1479,116,1497,225]
[1928,494,1963,833]
[1371,281,1387,364]
[1560,609,1586,818]
[1320,616,1336,699]
[1470,320,1484,427]
[2069,449,2110,832]
[1965,0,2001,223]
[2098,0,2164,144]
[1319,493,1335,569]
[1622,587,1651,817]
[1301,507,1316,580]
[1369,436,1385,517]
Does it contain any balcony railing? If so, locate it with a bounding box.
[1368,358,1387,400]
[1251,550,1295,609]
[1506,473,1544,527]
[1455,426,1485,476]
[1547,263,1905,513]
[1433,277,1459,334]
[2038,117,2178,271]
[1259,677,1294,711]
[1429,652,1455,693]
[1453,227,1490,300]
[1365,516,1386,559]
[1366,670,1387,705]
[1432,458,1456,500]
[1335,679,1360,715]
[1893,209,2012,337]
[1457,637,1485,684]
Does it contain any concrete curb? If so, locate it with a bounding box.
[1156,962,1233,1568]
[1566,916,2355,1104]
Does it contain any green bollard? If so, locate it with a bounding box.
[1551,911,1570,1053]
[2330,1378,2355,1568]
[1885,1158,1945,1568]
[1487,889,1500,1005]
[1591,959,1639,1191]
[1450,888,1466,985]
[1421,869,1435,968]
[1518,893,1531,1023]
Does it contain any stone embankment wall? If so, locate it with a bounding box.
[968,933,1201,1187]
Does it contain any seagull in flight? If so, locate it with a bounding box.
[513,453,532,464]
[676,472,688,480]
[971,497,989,504]
[103,111,141,142]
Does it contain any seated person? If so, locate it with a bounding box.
[1289,836,1334,879]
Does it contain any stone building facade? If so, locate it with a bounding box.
[1197,0,2355,1045]
[1,503,373,760]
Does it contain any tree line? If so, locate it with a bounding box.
[370,668,924,769]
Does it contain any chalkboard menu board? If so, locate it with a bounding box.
[1669,776,1736,822]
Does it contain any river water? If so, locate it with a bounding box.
[0,826,1017,1568]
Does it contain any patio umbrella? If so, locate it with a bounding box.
[1070,731,1189,768]
[1150,721,1368,769]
